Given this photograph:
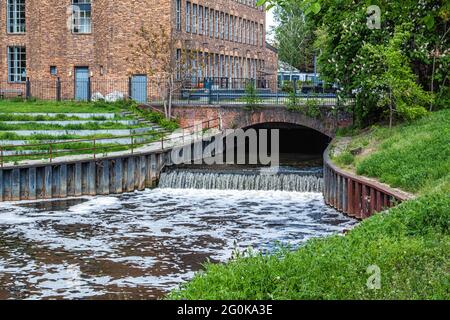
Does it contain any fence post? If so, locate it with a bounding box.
[293,80,297,98]
[0,147,3,168]
[25,78,31,100]
[87,77,92,102]
[56,77,61,101]
[128,77,132,100]
[49,144,53,163]
[208,86,212,105]
[93,138,96,160]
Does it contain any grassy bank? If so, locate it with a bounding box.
[0,99,125,113]
[332,110,450,194]
[170,110,450,300]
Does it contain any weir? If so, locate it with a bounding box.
[159,167,324,192]
[0,116,413,220]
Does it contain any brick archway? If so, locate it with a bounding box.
[171,105,352,138]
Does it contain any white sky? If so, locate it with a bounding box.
[267,8,276,30]
[266,8,277,41]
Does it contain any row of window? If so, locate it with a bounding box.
[7,46,26,82]
[177,49,265,80]
[6,46,266,83]
[233,0,264,10]
[5,0,92,34]
[177,1,265,48]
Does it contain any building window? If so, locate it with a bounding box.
[186,1,191,33]
[198,6,203,35]
[215,11,219,38]
[8,46,26,83]
[7,0,26,33]
[220,12,224,39]
[192,4,197,34]
[209,9,214,38]
[224,14,229,40]
[50,66,58,76]
[204,7,209,36]
[175,0,181,31]
[71,0,92,33]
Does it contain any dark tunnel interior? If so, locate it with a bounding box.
[225,122,332,167]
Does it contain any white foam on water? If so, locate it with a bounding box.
[0,188,357,299]
[68,196,122,214]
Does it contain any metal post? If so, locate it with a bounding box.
[25,78,31,100]
[49,144,53,163]
[208,86,212,105]
[56,77,62,101]
[93,138,96,160]
[131,135,134,154]
[87,77,92,102]
[128,77,132,100]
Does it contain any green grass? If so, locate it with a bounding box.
[0,121,144,131]
[170,190,449,300]
[0,99,126,113]
[0,99,177,164]
[170,109,450,300]
[333,110,450,194]
[0,132,116,141]
[1,134,163,164]
[130,105,179,131]
[0,113,130,121]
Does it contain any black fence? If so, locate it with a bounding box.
[0,77,350,108]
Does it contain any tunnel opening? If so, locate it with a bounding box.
[169,122,331,172]
[238,122,332,167]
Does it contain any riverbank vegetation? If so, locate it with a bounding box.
[170,105,450,300]
[269,0,449,126]
[332,109,450,194]
[170,1,449,299]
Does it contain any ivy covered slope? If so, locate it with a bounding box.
[170,111,450,300]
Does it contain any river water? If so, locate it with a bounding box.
[0,168,356,300]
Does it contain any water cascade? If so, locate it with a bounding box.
[159,167,324,192]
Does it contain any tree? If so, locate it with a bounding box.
[358,26,433,127]
[127,24,201,119]
[273,4,315,72]
[258,0,449,125]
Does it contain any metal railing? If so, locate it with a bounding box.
[323,145,414,219]
[0,78,350,107]
[0,117,221,168]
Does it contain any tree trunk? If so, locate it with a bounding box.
[430,46,437,112]
[163,101,168,119]
[168,75,173,120]
[389,89,393,129]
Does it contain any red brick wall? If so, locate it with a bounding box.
[169,105,353,138]
[0,1,277,93]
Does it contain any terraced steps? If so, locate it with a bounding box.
[0,98,183,166]
[3,120,139,125]
[0,112,119,119]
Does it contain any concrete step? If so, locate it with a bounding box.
[4,127,156,137]
[0,137,155,147]
[2,120,139,125]
[0,113,118,119]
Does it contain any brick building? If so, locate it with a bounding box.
[0,0,278,100]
